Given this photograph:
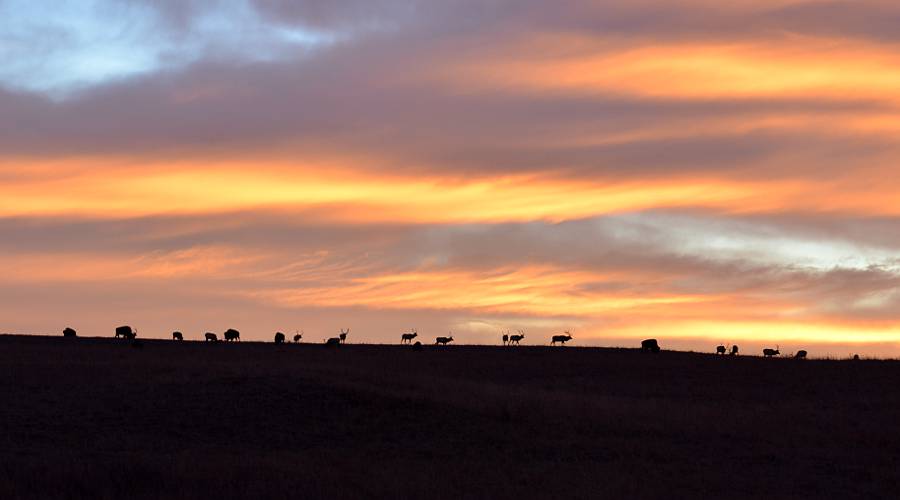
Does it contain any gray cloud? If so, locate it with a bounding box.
[3,210,899,325]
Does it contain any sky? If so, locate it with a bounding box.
[2,0,900,357]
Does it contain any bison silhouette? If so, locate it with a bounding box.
[172,331,183,341]
[641,339,660,353]
[224,329,240,342]
[204,332,218,342]
[115,326,136,340]
[63,327,77,338]
[274,332,286,344]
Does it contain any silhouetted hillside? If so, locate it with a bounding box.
[1,335,897,498]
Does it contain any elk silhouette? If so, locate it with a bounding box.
[204,332,218,342]
[115,326,137,339]
[435,333,454,345]
[63,327,77,338]
[339,328,349,344]
[172,331,183,341]
[730,345,739,356]
[716,345,726,355]
[641,339,660,353]
[293,330,303,343]
[795,350,807,359]
[502,331,509,346]
[551,331,573,346]
[763,346,780,357]
[401,329,418,344]
[224,329,240,342]
[274,332,286,344]
[509,330,525,346]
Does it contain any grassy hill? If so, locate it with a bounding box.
[1,334,898,498]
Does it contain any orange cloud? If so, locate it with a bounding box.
[446,35,900,101]
[3,156,900,223]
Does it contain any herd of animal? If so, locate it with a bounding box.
[55,326,813,357]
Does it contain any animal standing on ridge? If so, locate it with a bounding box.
[509,330,525,346]
[274,332,286,344]
[716,345,726,355]
[293,331,303,343]
[172,331,183,341]
[551,331,573,346]
[435,333,454,345]
[401,329,418,344]
[325,337,341,347]
[502,332,509,346]
[204,332,218,342]
[339,328,349,344]
[795,350,808,359]
[63,327,77,338]
[224,329,240,342]
[763,346,780,357]
[641,338,660,353]
[730,345,739,356]
[115,326,137,340]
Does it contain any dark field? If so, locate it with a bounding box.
[2,335,899,499]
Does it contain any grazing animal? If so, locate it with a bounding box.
[274,332,286,344]
[640,339,660,353]
[339,328,349,344]
[730,345,739,356]
[325,337,341,347]
[435,334,454,345]
[293,331,303,343]
[502,332,509,346]
[172,331,183,341]
[224,328,240,342]
[509,330,525,346]
[115,325,137,340]
[63,327,77,338]
[763,346,780,357]
[795,350,807,359]
[412,341,423,351]
[551,331,573,346]
[716,345,727,355]
[401,329,418,344]
[204,332,218,342]
[853,354,860,361]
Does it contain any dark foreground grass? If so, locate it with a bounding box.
[1,334,899,499]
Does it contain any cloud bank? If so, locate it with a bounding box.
[2,0,899,356]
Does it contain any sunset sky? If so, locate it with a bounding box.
[3,0,900,356]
